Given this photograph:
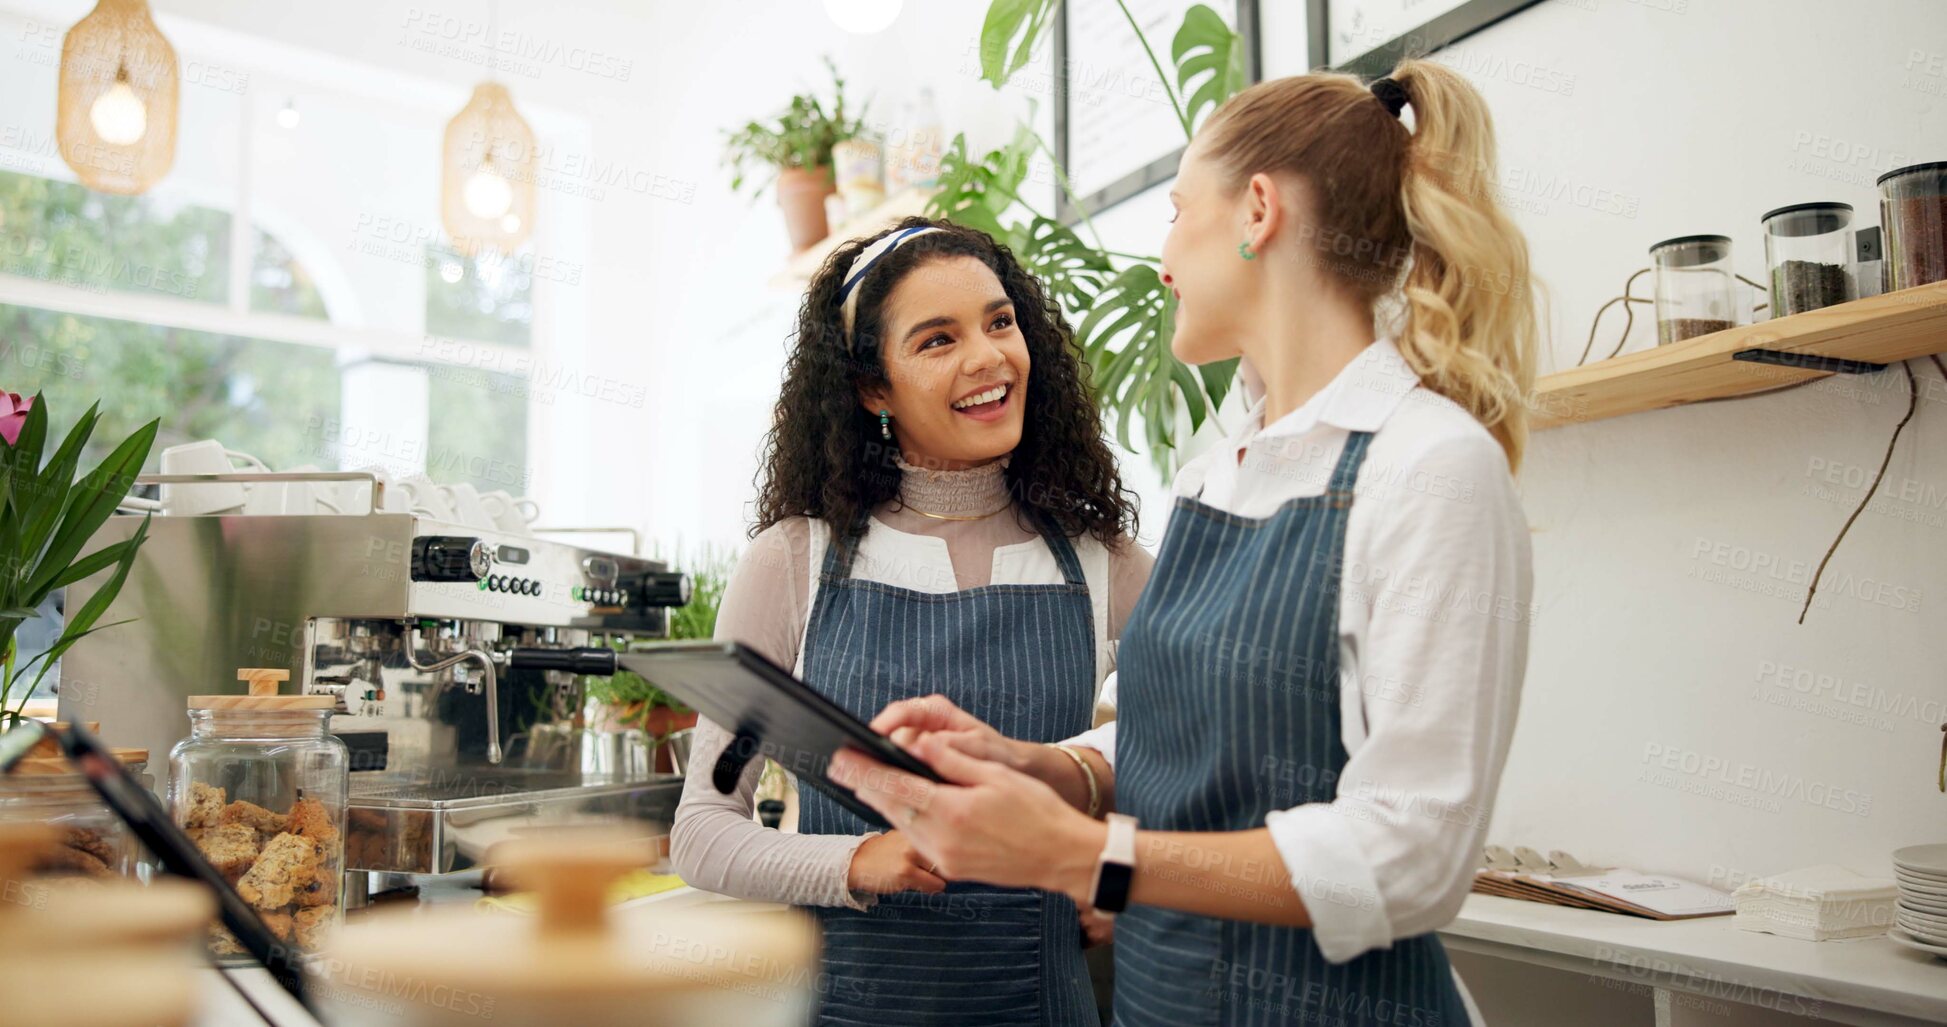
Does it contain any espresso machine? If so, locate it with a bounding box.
[60,471,691,904]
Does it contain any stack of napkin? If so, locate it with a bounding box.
[1731,864,1895,941]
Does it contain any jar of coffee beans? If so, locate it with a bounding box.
[1879,162,1947,291]
[1651,234,1739,345]
[1762,202,1856,316]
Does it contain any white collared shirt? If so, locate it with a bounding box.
[1066,336,1533,967]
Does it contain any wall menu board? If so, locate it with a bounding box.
[1308,0,1546,77]
[1054,0,1260,222]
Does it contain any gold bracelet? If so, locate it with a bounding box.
[1044,743,1101,818]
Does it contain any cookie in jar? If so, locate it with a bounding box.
[168,669,348,960]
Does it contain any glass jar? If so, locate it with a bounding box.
[1879,161,1947,290]
[1762,202,1856,316]
[0,754,148,880]
[168,674,347,962]
[1651,234,1740,344]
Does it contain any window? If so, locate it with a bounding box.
[0,10,584,494]
[0,169,230,304]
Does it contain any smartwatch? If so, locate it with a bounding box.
[1089,813,1137,915]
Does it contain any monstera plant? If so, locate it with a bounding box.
[929,1,1249,471]
[0,393,158,724]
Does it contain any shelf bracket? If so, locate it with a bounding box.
[1731,349,1889,375]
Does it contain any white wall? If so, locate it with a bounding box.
[1411,0,1947,889]
[662,0,1947,887]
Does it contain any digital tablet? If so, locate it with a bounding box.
[618,641,946,829]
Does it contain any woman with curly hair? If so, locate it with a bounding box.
[671,216,1152,1026]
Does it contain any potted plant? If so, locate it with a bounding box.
[0,392,159,724]
[581,547,735,770]
[723,56,867,252]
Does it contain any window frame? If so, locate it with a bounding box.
[0,6,590,433]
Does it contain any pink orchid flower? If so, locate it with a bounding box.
[0,392,31,446]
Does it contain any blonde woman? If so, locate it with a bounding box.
[833,59,1536,1026]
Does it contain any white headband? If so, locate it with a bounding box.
[837,225,944,349]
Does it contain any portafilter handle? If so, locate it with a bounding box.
[505,647,619,676]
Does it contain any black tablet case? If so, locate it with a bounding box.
[618,641,945,829]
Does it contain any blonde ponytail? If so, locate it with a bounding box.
[1197,63,1540,473]
[1389,59,1538,473]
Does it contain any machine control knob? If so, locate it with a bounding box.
[413,536,490,583]
[637,572,691,608]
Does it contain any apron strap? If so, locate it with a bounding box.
[820,509,873,582]
[1327,430,1376,494]
[820,506,1088,589]
[1028,510,1089,588]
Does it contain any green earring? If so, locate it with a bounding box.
[1238,241,1256,261]
[879,409,891,440]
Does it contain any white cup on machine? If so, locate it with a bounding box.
[479,491,540,534]
[397,477,457,520]
[241,464,346,516]
[437,483,493,528]
[158,440,258,516]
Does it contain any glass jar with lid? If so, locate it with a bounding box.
[1651,234,1740,344]
[167,668,348,960]
[1762,202,1856,315]
[0,725,149,881]
[1879,161,1947,290]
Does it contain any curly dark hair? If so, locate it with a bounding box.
[752,216,1137,548]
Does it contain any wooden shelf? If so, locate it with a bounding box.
[768,186,938,290]
[1532,281,1947,429]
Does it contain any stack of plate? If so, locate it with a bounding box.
[1891,844,1947,958]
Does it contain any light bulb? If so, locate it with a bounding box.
[823,0,901,34]
[439,260,465,284]
[276,99,301,130]
[499,213,521,234]
[89,81,147,146]
[462,166,513,220]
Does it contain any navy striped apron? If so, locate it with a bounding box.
[1112,431,1470,1027]
[798,511,1099,1026]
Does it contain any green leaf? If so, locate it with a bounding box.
[1077,264,1172,454]
[1014,217,1110,312]
[13,515,149,706]
[26,418,157,602]
[49,515,147,645]
[19,402,98,580]
[1172,4,1246,132]
[45,536,133,592]
[978,0,1060,88]
[1198,356,1239,411]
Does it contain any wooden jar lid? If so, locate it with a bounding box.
[0,823,210,948]
[187,668,334,711]
[324,829,819,1017]
[0,825,210,1027]
[8,747,148,776]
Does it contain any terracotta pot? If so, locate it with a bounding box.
[775,165,834,252]
[647,708,698,774]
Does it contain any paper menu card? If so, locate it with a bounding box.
[1474,865,1736,920]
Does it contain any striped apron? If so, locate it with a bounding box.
[798,512,1099,1026]
[1111,431,1470,1027]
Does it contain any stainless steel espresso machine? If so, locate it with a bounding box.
[60,471,691,905]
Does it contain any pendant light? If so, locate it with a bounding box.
[56,0,179,194]
[439,0,534,254]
